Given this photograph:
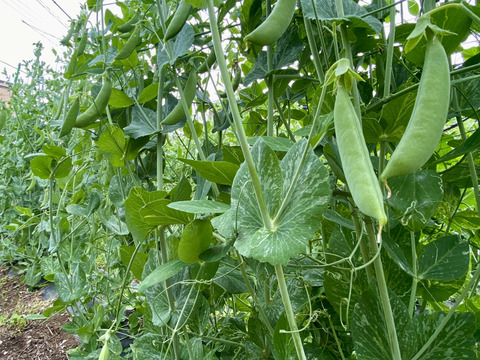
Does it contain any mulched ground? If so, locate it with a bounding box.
[0,267,79,359]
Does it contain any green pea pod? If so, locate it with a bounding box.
[76,30,88,56]
[197,50,216,74]
[334,80,387,225]
[164,0,192,42]
[162,70,197,125]
[60,98,80,137]
[99,342,110,360]
[244,0,296,46]
[117,11,140,33]
[65,50,78,78]
[115,26,141,61]
[380,37,450,184]
[60,23,75,46]
[74,77,112,128]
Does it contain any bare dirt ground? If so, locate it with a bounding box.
[0,267,79,360]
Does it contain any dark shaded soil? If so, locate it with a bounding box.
[0,267,79,359]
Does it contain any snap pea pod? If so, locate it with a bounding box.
[244,0,296,46]
[115,26,141,60]
[164,0,192,42]
[162,70,197,125]
[197,49,216,73]
[74,77,112,128]
[380,36,450,183]
[117,11,140,33]
[60,23,75,46]
[76,30,88,56]
[335,80,387,225]
[60,98,80,137]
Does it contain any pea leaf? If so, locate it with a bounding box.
[352,285,476,359]
[54,264,86,303]
[417,235,469,281]
[178,219,213,263]
[138,83,159,103]
[108,88,134,108]
[139,259,187,292]
[124,105,158,139]
[97,124,127,167]
[386,170,443,231]
[140,199,192,226]
[301,0,382,34]
[400,312,476,360]
[247,136,294,152]
[119,245,149,280]
[352,287,409,360]
[223,138,331,265]
[124,187,168,241]
[168,200,230,214]
[178,158,239,185]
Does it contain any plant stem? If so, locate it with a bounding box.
[334,0,361,118]
[407,231,418,318]
[236,251,274,336]
[303,15,324,82]
[365,221,402,360]
[207,0,272,230]
[266,0,274,137]
[451,86,480,217]
[274,264,307,360]
[383,6,396,98]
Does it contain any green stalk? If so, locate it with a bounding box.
[452,87,480,217]
[156,67,166,192]
[303,15,324,82]
[153,3,182,359]
[365,221,402,360]
[334,0,361,119]
[207,0,272,230]
[275,264,307,360]
[236,251,274,336]
[383,6,396,98]
[266,0,274,137]
[407,231,418,318]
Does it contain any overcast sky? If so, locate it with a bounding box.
[0,0,85,81]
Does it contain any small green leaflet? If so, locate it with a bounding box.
[225,138,331,265]
[108,88,134,108]
[178,158,239,185]
[138,260,187,293]
[178,219,213,263]
[119,245,149,281]
[138,83,159,103]
[97,124,128,167]
[168,200,230,214]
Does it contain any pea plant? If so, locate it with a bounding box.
[2,0,480,359]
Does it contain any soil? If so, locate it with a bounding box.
[0,267,79,360]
